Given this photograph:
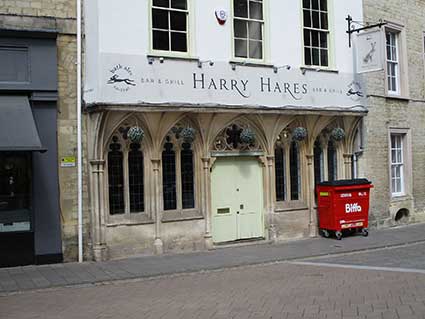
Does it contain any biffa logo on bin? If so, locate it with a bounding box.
[345,203,362,213]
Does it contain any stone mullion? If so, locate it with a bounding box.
[90,159,107,261]
[152,158,163,254]
[343,154,353,179]
[201,157,213,249]
[266,155,277,241]
[306,154,317,237]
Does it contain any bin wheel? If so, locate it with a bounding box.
[335,231,343,240]
[361,228,369,237]
[322,229,330,238]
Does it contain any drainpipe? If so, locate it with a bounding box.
[77,0,83,263]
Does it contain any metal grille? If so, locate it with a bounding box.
[162,140,177,210]
[181,142,194,209]
[327,140,337,181]
[274,147,286,201]
[108,138,125,215]
[128,143,144,213]
[290,141,300,200]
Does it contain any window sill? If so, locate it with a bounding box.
[162,210,204,223]
[385,94,410,101]
[300,66,339,74]
[147,53,199,63]
[274,201,308,212]
[390,194,413,203]
[106,216,155,227]
[229,60,274,69]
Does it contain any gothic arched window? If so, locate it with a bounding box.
[128,142,144,213]
[106,125,147,218]
[274,129,302,203]
[108,136,125,215]
[162,138,177,211]
[162,126,196,212]
[314,139,324,187]
[327,139,337,181]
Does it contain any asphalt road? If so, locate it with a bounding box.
[1,243,425,319]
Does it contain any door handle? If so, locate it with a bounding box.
[236,211,240,214]
[240,204,244,209]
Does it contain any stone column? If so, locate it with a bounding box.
[202,157,213,249]
[306,154,317,237]
[266,155,277,242]
[343,154,353,179]
[90,159,107,261]
[151,158,163,254]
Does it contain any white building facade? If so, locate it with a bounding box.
[84,0,366,260]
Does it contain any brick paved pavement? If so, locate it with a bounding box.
[301,242,425,270]
[0,223,424,294]
[1,262,425,319]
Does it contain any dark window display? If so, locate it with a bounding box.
[0,152,31,232]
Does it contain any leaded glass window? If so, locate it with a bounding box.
[274,132,302,203]
[128,142,144,213]
[327,139,337,181]
[108,137,125,215]
[314,139,324,187]
[181,142,194,209]
[275,147,286,202]
[161,125,197,213]
[162,138,177,210]
[290,141,301,201]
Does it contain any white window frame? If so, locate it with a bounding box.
[149,0,193,58]
[384,23,409,98]
[232,0,266,62]
[390,134,404,196]
[386,30,400,95]
[388,128,412,199]
[301,0,333,68]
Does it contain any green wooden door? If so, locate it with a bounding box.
[211,157,264,243]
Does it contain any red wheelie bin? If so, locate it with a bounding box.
[316,179,373,240]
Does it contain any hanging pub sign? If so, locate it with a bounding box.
[356,29,384,73]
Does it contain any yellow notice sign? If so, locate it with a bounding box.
[319,192,329,197]
[61,156,76,168]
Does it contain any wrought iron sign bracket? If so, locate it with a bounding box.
[346,15,387,48]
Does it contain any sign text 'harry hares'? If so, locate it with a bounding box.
[102,60,365,109]
[192,73,308,100]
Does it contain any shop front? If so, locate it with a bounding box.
[0,32,62,267]
[85,58,366,260]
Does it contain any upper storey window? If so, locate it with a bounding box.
[152,0,188,53]
[303,0,329,67]
[386,31,400,94]
[233,0,264,60]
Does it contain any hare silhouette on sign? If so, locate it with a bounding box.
[107,74,136,86]
[363,42,377,64]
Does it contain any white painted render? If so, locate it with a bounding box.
[84,0,364,107]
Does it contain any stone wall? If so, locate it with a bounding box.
[359,0,425,226]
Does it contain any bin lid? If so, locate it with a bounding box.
[317,178,371,186]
